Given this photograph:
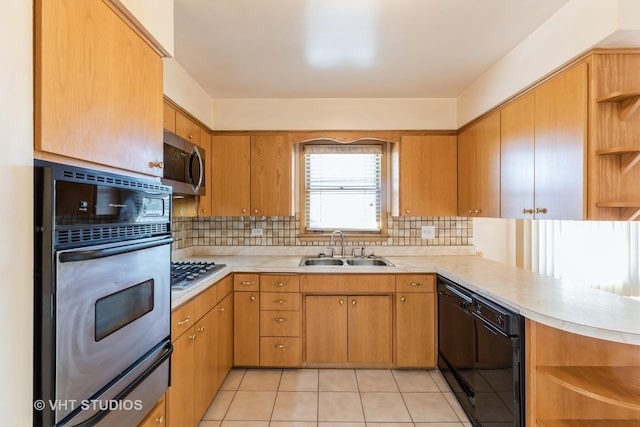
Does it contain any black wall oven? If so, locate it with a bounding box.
[34,161,173,427]
[437,276,525,427]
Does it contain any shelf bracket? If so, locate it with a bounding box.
[620,96,640,121]
[620,152,640,174]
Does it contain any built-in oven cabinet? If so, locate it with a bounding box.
[395,274,437,368]
[167,274,234,427]
[35,0,163,176]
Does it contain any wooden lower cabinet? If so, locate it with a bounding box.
[138,395,166,427]
[168,276,234,427]
[395,292,436,367]
[234,289,260,366]
[305,295,392,366]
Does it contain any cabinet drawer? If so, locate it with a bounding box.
[260,337,301,367]
[300,274,395,293]
[137,394,165,427]
[234,273,260,291]
[172,300,196,340]
[260,292,301,310]
[396,274,435,293]
[260,274,299,292]
[194,283,218,321]
[260,310,300,337]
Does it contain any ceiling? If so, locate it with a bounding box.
[174,0,570,99]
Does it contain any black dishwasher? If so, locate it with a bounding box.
[437,275,525,427]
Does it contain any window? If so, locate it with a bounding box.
[303,144,383,233]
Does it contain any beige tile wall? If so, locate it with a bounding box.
[172,214,473,250]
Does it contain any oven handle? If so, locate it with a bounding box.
[71,341,173,427]
[59,237,173,263]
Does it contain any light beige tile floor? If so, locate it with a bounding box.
[200,369,472,427]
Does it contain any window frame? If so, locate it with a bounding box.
[298,140,390,242]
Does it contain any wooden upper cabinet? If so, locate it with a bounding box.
[163,102,177,133]
[457,111,501,217]
[501,92,535,219]
[212,136,251,216]
[176,112,202,146]
[395,135,457,216]
[534,62,588,220]
[251,135,294,216]
[35,0,163,176]
[198,131,213,216]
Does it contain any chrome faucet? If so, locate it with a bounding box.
[329,230,345,257]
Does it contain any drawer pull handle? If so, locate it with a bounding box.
[273,299,287,304]
[408,282,422,287]
[272,344,288,349]
[240,281,255,286]
[176,316,191,326]
[197,326,205,333]
[273,317,287,323]
[273,281,286,287]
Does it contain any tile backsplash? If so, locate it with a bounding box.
[172,214,473,250]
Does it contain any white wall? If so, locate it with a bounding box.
[163,58,215,129]
[1,0,33,425]
[473,218,517,266]
[457,0,624,127]
[212,98,457,130]
[116,0,175,56]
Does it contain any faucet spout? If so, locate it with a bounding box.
[329,230,345,257]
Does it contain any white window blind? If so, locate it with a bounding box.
[304,144,382,232]
[527,220,640,298]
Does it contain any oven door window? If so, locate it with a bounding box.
[95,279,154,342]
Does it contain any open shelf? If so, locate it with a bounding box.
[597,146,640,174]
[597,89,640,120]
[539,421,640,427]
[596,202,640,221]
[538,366,640,410]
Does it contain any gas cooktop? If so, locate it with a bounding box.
[170,260,227,290]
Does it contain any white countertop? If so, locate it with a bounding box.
[171,254,640,346]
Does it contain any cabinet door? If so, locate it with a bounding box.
[398,135,457,216]
[212,136,251,216]
[216,293,234,389]
[194,309,218,422]
[234,291,260,366]
[395,293,436,368]
[250,135,293,216]
[163,102,176,133]
[534,63,588,220]
[458,111,501,217]
[137,395,165,427]
[175,112,202,146]
[348,296,392,365]
[198,130,213,217]
[167,329,195,427]
[35,0,163,176]
[501,92,535,219]
[305,296,348,364]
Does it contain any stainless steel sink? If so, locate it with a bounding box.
[299,256,394,267]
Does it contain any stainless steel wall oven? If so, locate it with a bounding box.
[34,161,173,427]
[437,275,525,427]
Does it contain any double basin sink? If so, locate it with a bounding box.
[299,256,394,267]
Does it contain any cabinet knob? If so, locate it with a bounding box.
[188,133,193,139]
[219,307,225,312]
[405,209,410,214]
[149,161,164,169]
[202,209,207,213]
[401,297,406,303]
[242,208,247,213]
[156,415,165,424]
[535,207,548,214]
[522,208,534,214]
[339,299,344,305]
[188,334,197,340]
[352,299,357,306]
[250,296,256,301]
[253,209,258,214]
[197,326,205,333]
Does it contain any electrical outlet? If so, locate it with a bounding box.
[421,225,436,239]
[251,228,263,237]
